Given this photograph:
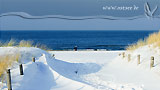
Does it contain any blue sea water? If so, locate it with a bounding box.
[0,30,158,50]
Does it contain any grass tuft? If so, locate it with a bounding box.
[0,53,20,81]
[0,39,17,47]
[19,40,33,47]
[0,39,49,50]
[127,31,160,51]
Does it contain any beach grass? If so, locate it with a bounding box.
[0,53,20,82]
[18,40,34,47]
[0,39,48,83]
[0,39,16,47]
[0,39,49,50]
[127,31,160,51]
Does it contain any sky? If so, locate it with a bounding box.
[1,0,160,17]
[0,0,160,30]
[1,15,160,30]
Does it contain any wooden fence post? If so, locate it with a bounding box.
[74,46,77,51]
[7,69,12,90]
[52,54,55,57]
[137,55,140,65]
[128,54,131,62]
[150,56,154,68]
[94,49,97,51]
[32,57,35,62]
[122,52,125,58]
[19,64,24,75]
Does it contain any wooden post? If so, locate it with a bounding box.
[122,52,125,58]
[137,55,140,65]
[19,64,24,75]
[128,54,131,62]
[7,69,12,90]
[74,46,77,51]
[32,57,35,62]
[94,49,97,51]
[150,56,154,68]
[52,54,55,57]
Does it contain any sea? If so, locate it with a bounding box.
[0,30,158,50]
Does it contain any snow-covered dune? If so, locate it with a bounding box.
[0,47,159,90]
[0,47,99,90]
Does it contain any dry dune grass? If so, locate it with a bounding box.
[0,39,16,47]
[0,39,33,47]
[0,53,20,82]
[0,39,48,88]
[19,40,33,47]
[127,31,160,51]
[0,39,49,50]
[0,39,48,79]
[146,31,160,47]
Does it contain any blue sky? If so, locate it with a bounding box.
[0,0,160,30]
[1,0,160,17]
[1,15,160,30]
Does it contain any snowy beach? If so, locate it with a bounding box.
[1,1,160,90]
[0,47,160,90]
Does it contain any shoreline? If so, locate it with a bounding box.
[47,49,125,51]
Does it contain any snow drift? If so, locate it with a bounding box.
[0,46,160,90]
[0,47,147,90]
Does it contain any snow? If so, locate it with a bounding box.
[0,47,160,90]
